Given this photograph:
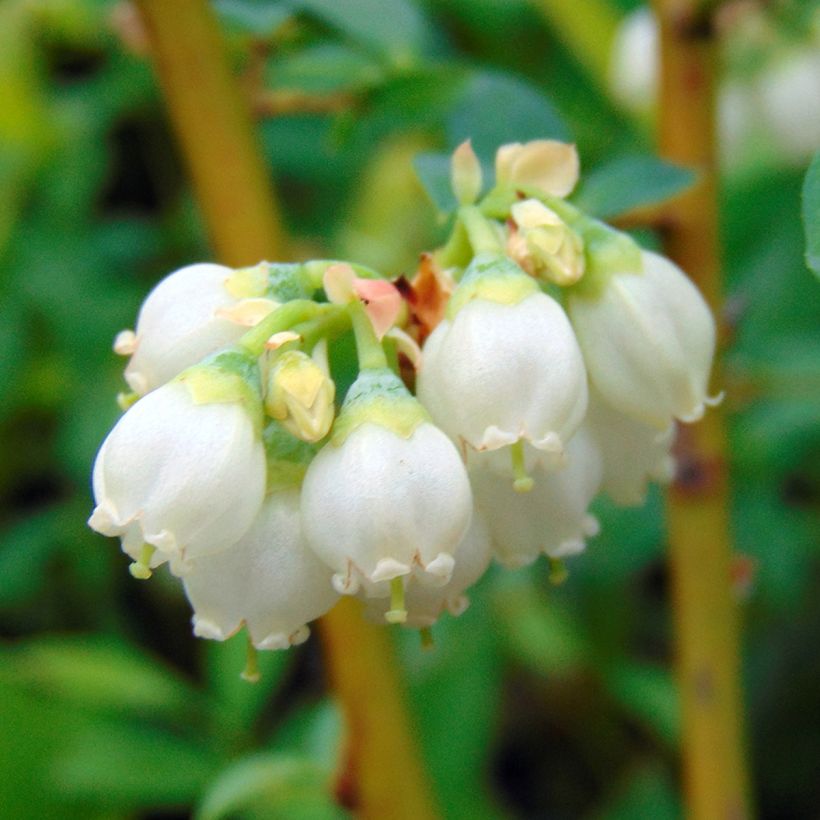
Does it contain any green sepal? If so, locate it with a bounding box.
[569,220,644,299]
[226,262,313,302]
[263,420,318,491]
[176,347,264,434]
[446,253,538,319]
[331,368,428,445]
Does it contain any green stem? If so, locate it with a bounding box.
[435,218,472,269]
[458,204,504,255]
[238,299,321,356]
[289,306,352,352]
[349,300,388,371]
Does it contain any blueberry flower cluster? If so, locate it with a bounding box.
[89,139,718,664]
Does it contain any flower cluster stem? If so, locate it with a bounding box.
[238,300,322,357]
[135,4,439,817]
[458,205,504,256]
[653,1,751,817]
[349,300,389,371]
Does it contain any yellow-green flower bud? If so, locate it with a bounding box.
[265,350,335,443]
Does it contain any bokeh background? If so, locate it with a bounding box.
[1,0,818,817]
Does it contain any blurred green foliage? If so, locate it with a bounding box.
[0,0,818,818]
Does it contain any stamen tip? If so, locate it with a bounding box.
[128,561,152,580]
[513,476,534,493]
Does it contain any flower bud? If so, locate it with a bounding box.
[417,254,587,461]
[265,348,335,443]
[495,140,579,197]
[89,355,267,573]
[568,249,718,429]
[470,427,603,568]
[451,139,483,205]
[300,369,472,593]
[121,263,247,396]
[508,198,585,286]
[182,489,339,650]
[758,47,820,164]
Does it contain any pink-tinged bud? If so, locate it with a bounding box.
[451,140,483,205]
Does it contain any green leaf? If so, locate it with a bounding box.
[0,674,219,817]
[54,721,223,809]
[196,753,347,820]
[595,763,680,820]
[267,43,383,95]
[492,572,589,676]
[801,151,820,275]
[413,152,456,214]
[603,661,680,747]
[206,634,292,730]
[446,70,570,160]
[573,155,697,220]
[0,636,208,726]
[288,0,430,64]
[215,1,293,35]
[399,573,506,820]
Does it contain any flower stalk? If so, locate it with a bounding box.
[652,1,751,817]
[134,0,285,266]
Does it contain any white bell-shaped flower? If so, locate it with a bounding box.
[301,369,472,593]
[362,510,492,628]
[117,263,262,396]
[586,388,676,506]
[470,426,603,568]
[89,374,266,574]
[182,489,339,650]
[567,249,717,430]
[417,254,588,460]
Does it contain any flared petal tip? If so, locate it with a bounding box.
[255,625,310,650]
[476,426,519,452]
[421,552,455,585]
[88,504,119,536]
[370,557,413,584]
[192,616,229,641]
[548,538,586,559]
[446,594,470,618]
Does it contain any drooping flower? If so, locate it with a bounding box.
[182,489,339,650]
[116,263,250,396]
[362,509,492,628]
[567,248,718,429]
[586,387,676,506]
[416,253,588,462]
[89,351,267,574]
[470,427,603,568]
[300,368,472,594]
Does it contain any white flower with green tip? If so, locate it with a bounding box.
[88,351,267,575]
[300,368,472,598]
[117,263,249,395]
[417,253,588,463]
[183,488,339,650]
[568,248,718,429]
